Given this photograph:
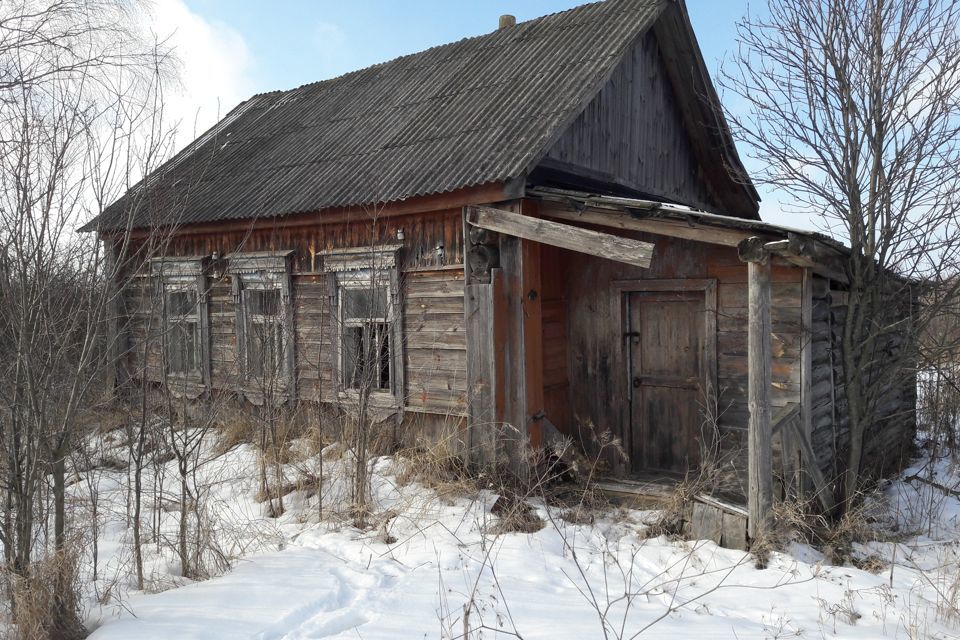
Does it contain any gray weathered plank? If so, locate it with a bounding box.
[466,205,654,269]
[747,254,773,541]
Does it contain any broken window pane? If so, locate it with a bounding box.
[248,319,283,378]
[243,286,286,380]
[167,290,197,317]
[342,321,391,391]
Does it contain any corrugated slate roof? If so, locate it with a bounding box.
[85,0,667,232]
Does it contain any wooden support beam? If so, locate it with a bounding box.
[466,205,653,268]
[744,237,773,543]
[538,204,754,247]
[799,269,814,497]
[767,233,848,284]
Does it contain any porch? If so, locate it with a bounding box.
[463,189,845,546]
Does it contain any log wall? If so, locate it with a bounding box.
[808,277,916,489]
[120,210,470,438]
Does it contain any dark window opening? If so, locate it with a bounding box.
[342,321,391,391]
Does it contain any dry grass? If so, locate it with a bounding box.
[9,548,85,640]
[211,407,258,456]
[769,493,895,569]
[254,480,301,505]
[852,553,888,574]
[394,434,479,500]
[489,492,545,534]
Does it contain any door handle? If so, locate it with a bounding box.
[632,377,641,388]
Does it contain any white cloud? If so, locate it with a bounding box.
[145,0,254,147]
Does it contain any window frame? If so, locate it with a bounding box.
[226,252,295,399]
[239,274,288,382]
[336,269,395,395]
[164,283,202,376]
[321,245,404,408]
[150,257,211,392]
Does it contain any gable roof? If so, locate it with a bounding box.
[84,0,756,232]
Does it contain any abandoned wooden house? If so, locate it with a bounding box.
[84,0,916,546]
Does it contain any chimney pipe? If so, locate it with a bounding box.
[499,14,516,30]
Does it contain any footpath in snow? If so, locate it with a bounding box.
[79,437,960,639]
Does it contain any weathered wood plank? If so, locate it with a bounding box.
[721,512,748,550]
[539,205,751,248]
[719,282,802,309]
[405,279,465,297]
[747,256,773,541]
[465,279,497,466]
[784,415,837,513]
[466,205,654,269]
[692,502,723,544]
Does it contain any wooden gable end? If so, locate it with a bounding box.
[533,26,759,219]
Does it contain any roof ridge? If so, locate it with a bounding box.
[84,0,691,232]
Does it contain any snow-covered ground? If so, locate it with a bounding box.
[73,430,960,639]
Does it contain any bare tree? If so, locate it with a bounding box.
[0,0,176,630]
[721,0,960,509]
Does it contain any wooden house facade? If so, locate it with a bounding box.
[85,0,916,546]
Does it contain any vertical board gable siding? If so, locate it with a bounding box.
[540,31,716,210]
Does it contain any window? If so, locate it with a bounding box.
[227,251,294,389]
[151,257,209,385]
[339,275,393,392]
[243,287,285,379]
[321,245,403,403]
[166,287,201,374]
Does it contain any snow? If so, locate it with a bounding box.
[72,432,960,639]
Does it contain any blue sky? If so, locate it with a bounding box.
[180,1,744,93]
[163,1,804,227]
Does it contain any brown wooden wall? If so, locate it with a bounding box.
[142,209,465,272]
[541,30,717,211]
[540,244,570,435]
[559,232,804,497]
[120,209,470,435]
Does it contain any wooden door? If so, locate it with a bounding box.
[627,290,705,474]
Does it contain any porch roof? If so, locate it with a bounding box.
[530,186,850,282]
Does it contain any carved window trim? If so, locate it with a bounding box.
[321,246,404,411]
[226,252,295,400]
[150,257,211,394]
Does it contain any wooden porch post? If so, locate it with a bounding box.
[463,200,544,470]
[741,237,773,542]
